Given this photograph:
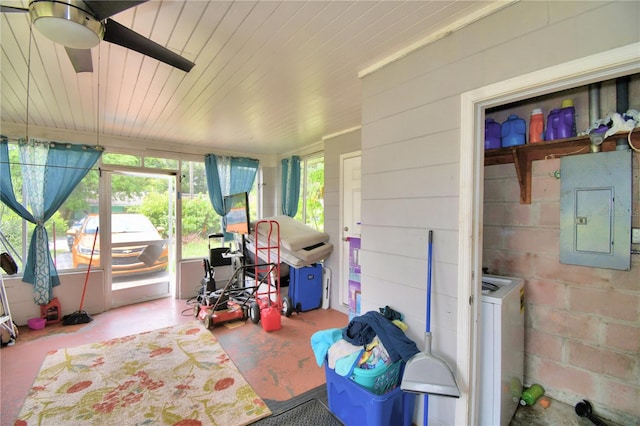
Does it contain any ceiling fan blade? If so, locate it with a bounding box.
[1,5,28,12]
[83,0,148,21]
[65,47,93,73]
[103,18,194,72]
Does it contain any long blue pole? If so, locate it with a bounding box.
[424,230,433,426]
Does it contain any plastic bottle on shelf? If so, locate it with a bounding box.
[545,109,559,141]
[501,114,526,147]
[484,118,501,149]
[557,99,577,139]
[546,100,576,141]
[529,108,544,143]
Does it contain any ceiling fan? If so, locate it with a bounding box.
[1,0,195,73]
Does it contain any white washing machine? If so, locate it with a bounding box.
[478,274,525,426]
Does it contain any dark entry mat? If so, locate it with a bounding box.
[262,384,328,415]
[251,398,343,425]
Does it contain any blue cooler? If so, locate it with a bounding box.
[288,263,323,312]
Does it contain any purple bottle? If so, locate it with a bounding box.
[556,105,576,139]
[546,109,560,141]
[485,118,501,149]
[546,100,576,140]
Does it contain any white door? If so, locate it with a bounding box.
[340,152,361,306]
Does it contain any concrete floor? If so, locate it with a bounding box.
[511,396,620,426]
[3,297,623,426]
[0,297,349,425]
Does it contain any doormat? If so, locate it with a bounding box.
[251,398,342,426]
[262,384,328,416]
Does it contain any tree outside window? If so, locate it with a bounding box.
[294,155,324,231]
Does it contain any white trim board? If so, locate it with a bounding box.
[457,42,640,425]
[358,1,515,79]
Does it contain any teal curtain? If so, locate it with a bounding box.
[281,155,300,217]
[0,138,102,304]
[204,154,259,239]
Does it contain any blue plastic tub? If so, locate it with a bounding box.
[325,361,415,426]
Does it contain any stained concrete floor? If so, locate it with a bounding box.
[511,396,621,426]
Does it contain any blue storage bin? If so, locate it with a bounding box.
[325,361,415,426]
[289,263,323,312]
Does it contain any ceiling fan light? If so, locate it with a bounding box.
[30,0,104,49]
[33,16,100,48]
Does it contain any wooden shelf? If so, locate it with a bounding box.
[484,128,639,204]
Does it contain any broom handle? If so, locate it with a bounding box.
[424,229,433,426]
[426,230,433,333]
[79,227,99,311]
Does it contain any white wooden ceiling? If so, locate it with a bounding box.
[1,0,496,155]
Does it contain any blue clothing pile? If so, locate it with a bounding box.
[342,311,419,363]
[310,311,420,378]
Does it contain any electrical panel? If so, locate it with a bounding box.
[560,150,632,271]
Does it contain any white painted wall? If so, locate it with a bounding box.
[261,165,278,218]
[4,270,105,325]
[359,1,640,425]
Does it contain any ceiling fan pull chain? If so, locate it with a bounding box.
[96,44,100,148]
[25,16,33,142]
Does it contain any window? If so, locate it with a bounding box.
[0,142,99,275]
[102,153,179,170]
[180,160,221,259]
[1,148,260,273]
[293,154,324,231]
[248,174,260,224]
[179,160,259,259]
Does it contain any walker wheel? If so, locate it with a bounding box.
[204,314,213,329]
[194,303,201,317]
[249,302,261,324]
[242,305,249,321]
[281,296,293,317]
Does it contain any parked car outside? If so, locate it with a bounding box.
[69,213,168,276]
[66,217,86,251]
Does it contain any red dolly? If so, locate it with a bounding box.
[247,220,292,331]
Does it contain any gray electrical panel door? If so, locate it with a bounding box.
[560,150,632,271]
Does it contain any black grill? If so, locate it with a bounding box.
[112,257,141,266]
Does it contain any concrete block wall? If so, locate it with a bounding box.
[483,152,639,425]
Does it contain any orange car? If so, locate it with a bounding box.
[69,213,168,276]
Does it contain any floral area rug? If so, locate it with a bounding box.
[15,321,271,426]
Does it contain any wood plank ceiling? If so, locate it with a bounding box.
[1,0,495,155]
